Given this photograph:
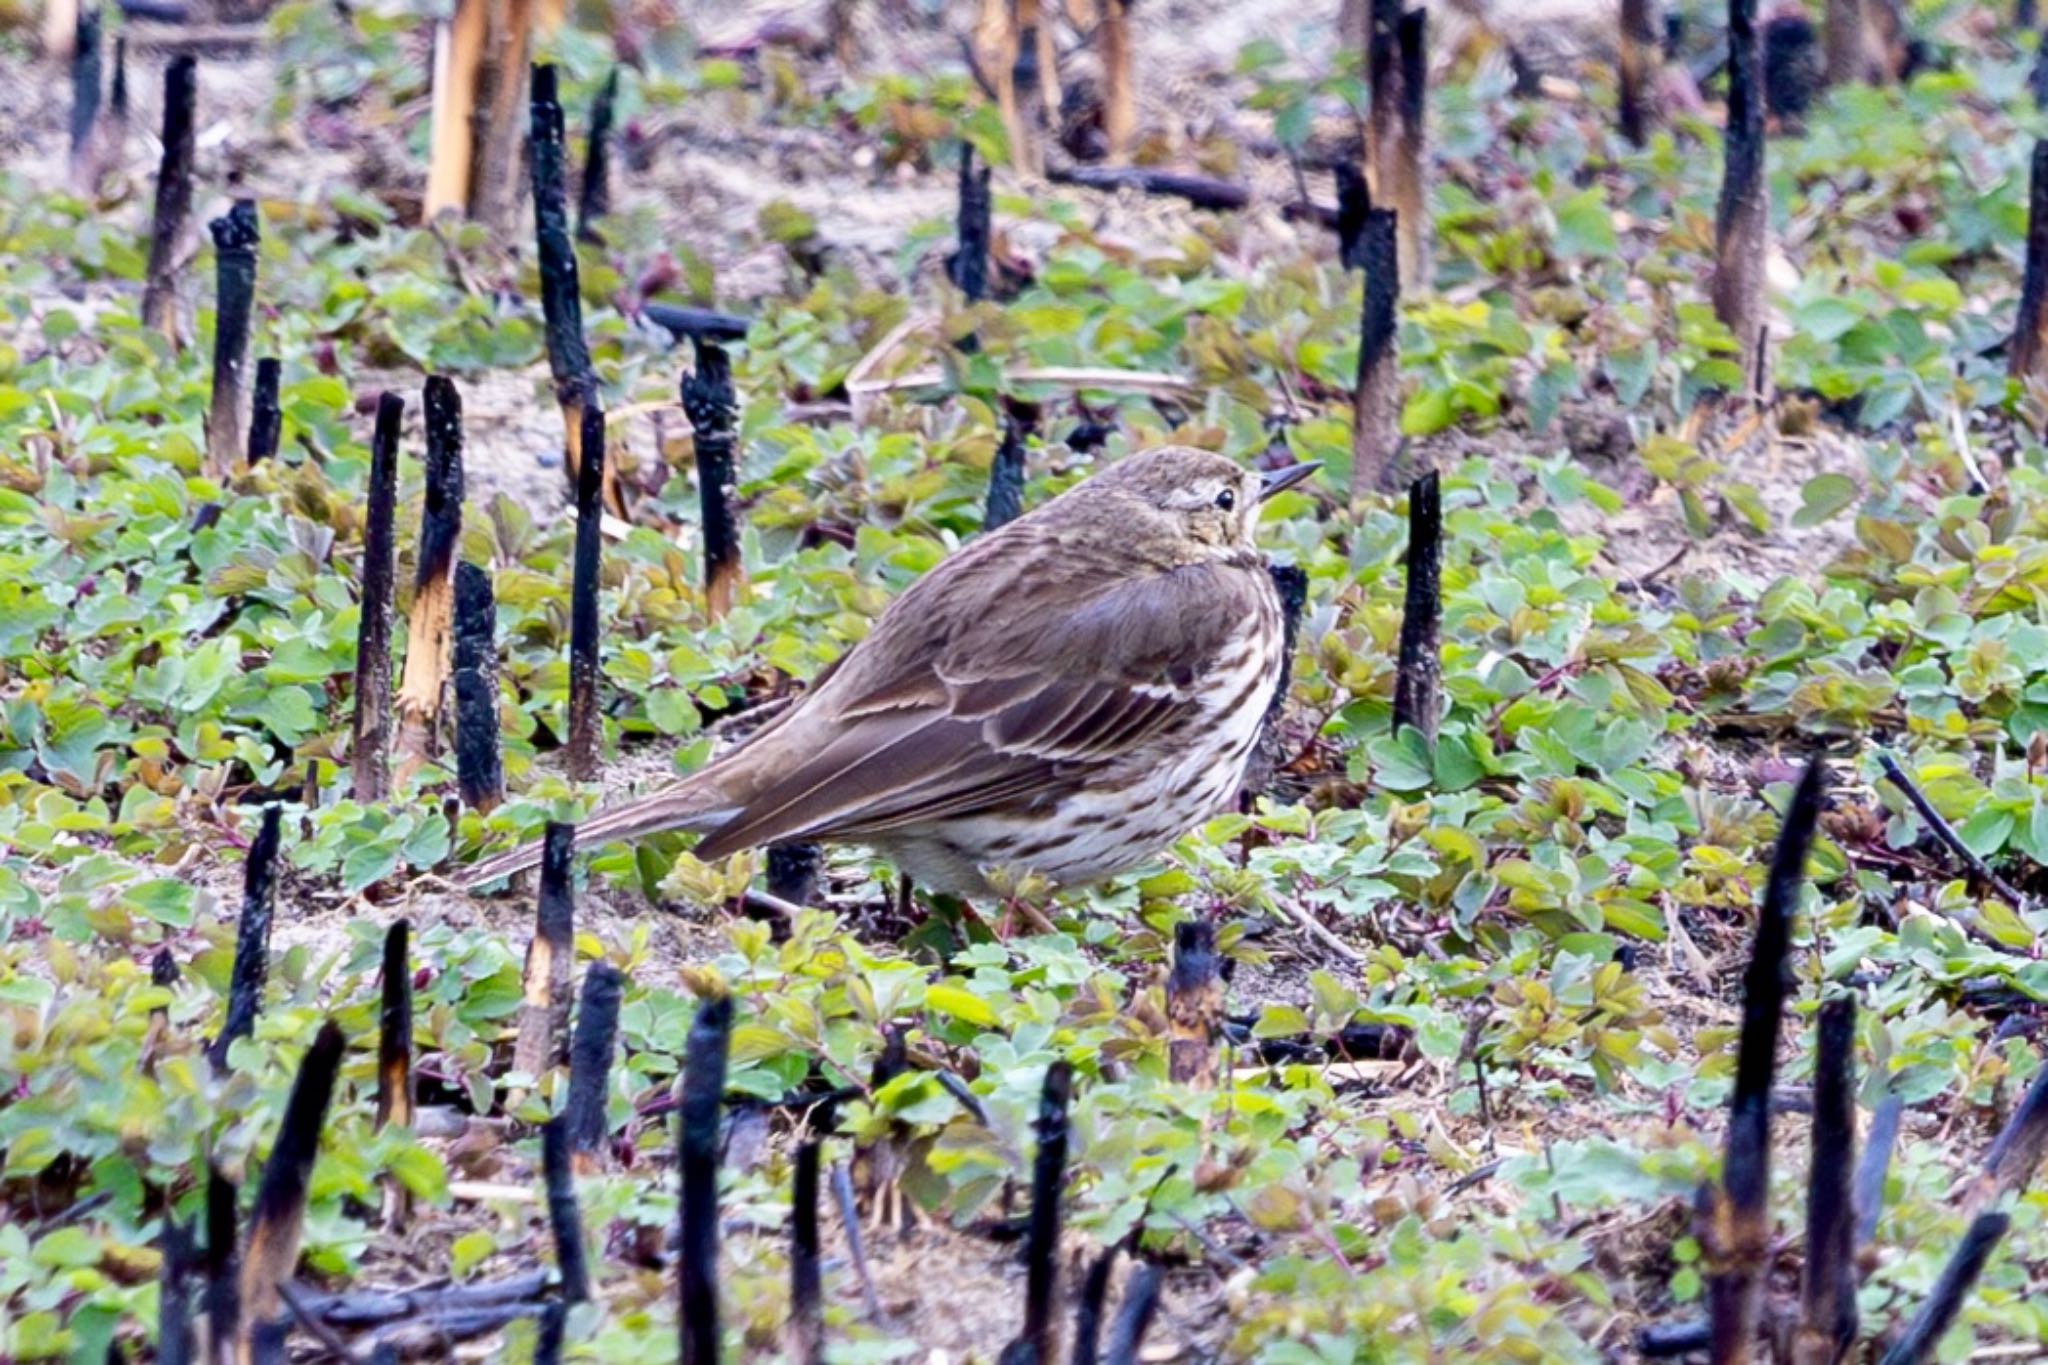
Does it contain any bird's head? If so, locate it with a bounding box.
[1084,446,1319,555]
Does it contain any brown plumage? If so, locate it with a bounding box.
[459,447,1318,898]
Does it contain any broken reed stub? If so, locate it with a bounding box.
[141,55,197,340]
[247,357,282,464]
[513,822,578,1078]
[530,63,596,489]
[375,919,413,1132]
[452,560,503,813]
[208,804,283,1070]
[394,375,466,772]
[564,961,625,1171]
[350,392,404,804]
[1350,207,1401,499]
[1712,0,1771,399]
[565,399,606,781]
[1390,471,1442,743]
[677,995,734,1365]
[681,339,743,620]
[1007,1059,1074,1362]
[577,65,620,241]
[237,1020,346,1339]
[205,200,260,478]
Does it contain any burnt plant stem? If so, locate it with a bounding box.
[395,376,465,774]
[1795,995,1857,1364]
[514,824,577,1078]
[69,7,102,165]
[209,805,282,1070]
[141,54,196,339]
[1877,751,2029,909]
[949,143,992,305]
[2012,143,2048,405]
[531,65,597,498]
[681,339,742,620]
[238,1021,346,1342]
[1854,1094,1904,1250]
[678,996,734,1365]
[984,413,1028,531]
[203,1165,240,1354]
[452,561,502,812]
[1009,1060,1074,1362]
[642,303,750,344]
[541,1115,590,1303]
[1713,0,1770,397]
[1391,7,1429,290]
[1334,162,1370,270]
[565,962,625,1170]
[789,1140,824,1365]
[1972,1061,2048,1209]
[1351,207,1401,499]
[832,1159,884,1321]
[158,1216,195,1365]
[566,401,605,780]
[1619,0,1663,145]
[1044,164,1250,209]
[1071,1245,1119,1365]
[1167,920,1223,1087]
[351,393,403,803]
[110,34,127,123]
[206,200,260,477]
[1873,1212,2012,1365]
[375,919,413,1131]
[247,357,282,464]
[1391,471,1441,742]
[576,65,619,242]
[1101,1262,1165,1365]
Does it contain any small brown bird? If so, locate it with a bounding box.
[460,447,1318,898]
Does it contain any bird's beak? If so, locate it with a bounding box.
[1259,462,1321,501]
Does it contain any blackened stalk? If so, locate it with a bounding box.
[375,919,413,1131]
[1713,0,1770,398]
[765,843,823,908]
[141,945,180,1077]
[205,200,260,478]
[565,961,624,1171]
[247,357,282,464]
[1005,1060,1074,1363]
[1391,8,1429,291]
[1793,995,1857,1365]
[1967,1061,2048,1212]
[1873,1212,2012,1365]
[394,375,465,776]
[109,34,126,125]
[2009,142,2048,395]
[203,1164,240,1356]
[209,805,282,1070]
[1100,1262,1165,1365]
[1700,758,1823,1365]
[1043,165,1249,210]
[1853,1093,1903,1252]
[948,145,992,305]
[1071,1245,1119,1365]
[1335,162,1371,271]
[531,65,599,502]
[1619,0,1663,146]
[1365,0,1402,202]
[788,1140,825,1365]
[236,1021,346,1350]
[140,55,196,340]
[452,561,503,812]
[566,400,605,781]
[158,1215,195,1365]
[1167,920,1223,1087]
[68,7,102,172]
[1351,207,1401,499]
[351,392,403,803]
[678,995,734,1365]
[984,413,1028,531]
[542,1115,591,1303]
[576,65,620,242]
[682,339,743,620]
[514,823,577,1078]
[1391,471,1441,742]
[642,303,751,344]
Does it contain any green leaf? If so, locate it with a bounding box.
[925,983,999,1029]
[1553,189,1619,258]
[1793,473,1859,528]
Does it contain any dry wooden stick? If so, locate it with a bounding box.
[564,961,624,1172]
[566,400,605,780]
[140,54,196,340]
[1351,207,1401,500]
[351,392,403,803]
[1792,995,1857,1365]
[1046,163,1249,210]
[424,0,485,219]
[395,376,465,778]
[469,0,537,230]
[972,0,1025,176]
[541,1115,590,1304]
[1873,1211,2012,1365]
[1699,758,1823,1365]
[678,996,734,1365]
[1167,919,1223,1088]
[1391,470,1441,742]
[1390,8,1429,291]
[1876,751,2029,910]
[513,823,576,1078]
[208,805,282,1070]
[205,200,260,478]
[236,1020,347,1355]
[681,340,743,620]
[1619,0,1664,146]
[1713,0,1770,398]
[1099,0,1134,163]
[247,357,282,465]
[576,65,620,242]
[984,412,1028,531]
[1005,1059,1073,1363]
[452,561,502,813]
[2009,142,2048,400]
[1365,0,1401,201]
[788,1139,825,1365]
[375,919,413,1132]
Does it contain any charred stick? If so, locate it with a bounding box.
[565,961,625,1171]
[1877,752,2028,909]
[1045,164,1250,210]
[643,302,750,344]
[1351,207,1401,499]
[1873,1212,2012,1365]
[203,1164,240,1357]
[1619,0,1664,146]
[1100,1262,1165,1365]
[394,375,465,775]
[158,1215,196,1365]
[1391,470,1442,742]
[69,7,102,169]
[1335,161,1371,270]
[1071,1244,1119,1365]
[1794,994,1857,1363]
[566,400,605,780]
[1700,758,1823,1365]
[1167,920,1223,1088]
[984,412,1029,531]
[765,842,823,909]
[375,919,413,1131]
[1712,0,1770,397]
[531,65,599,501]
[1007,1059,1074,1363]
[541,1115,590,1303]
[1638,1320,1713,1357]
[1854,1094,1904,1252]
[1365,0,1402,200]
[247,357,283,464]
[1099,0,1134,160]
[513,823,577,1078]
[238,1021,347,1346]
[110,34,127,124]
[949,143,992,310]
[789,1140,825,1365]
[2009,142,2048,399]
[452,561,503,813]
[1391,8,1429,290]
[284,1269,549,1326]
[535,1301,566,1365]
[1968,1060,2048,1211]
[350,393,403,803]
[576,65,619,242]
[209,805,282,1070]
[205,200,260,477]
[678,995,734,1365]
[140,54,196,339]
[831,1158,884,1320]
[681,339,743,620]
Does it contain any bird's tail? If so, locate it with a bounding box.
[457,778,737,889]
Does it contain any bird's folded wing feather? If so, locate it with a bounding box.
[691,561,1261,859]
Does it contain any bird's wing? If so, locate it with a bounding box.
[691,561,1266,859]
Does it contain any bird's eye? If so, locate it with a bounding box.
[1214,489,1236,511]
